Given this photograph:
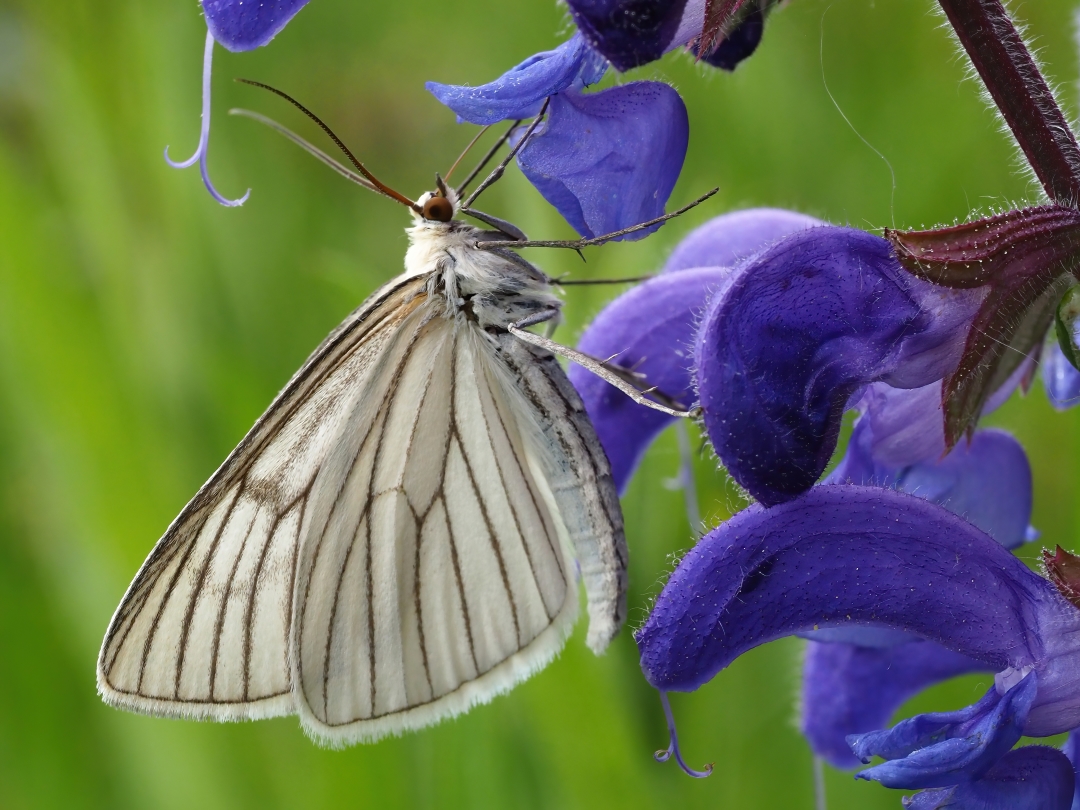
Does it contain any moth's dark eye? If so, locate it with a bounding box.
[423,196,454,222]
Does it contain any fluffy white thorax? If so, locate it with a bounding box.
[403,203,561,330]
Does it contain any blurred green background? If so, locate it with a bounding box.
[0,0,1078,807]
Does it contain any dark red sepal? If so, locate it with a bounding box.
[887,205,1080,447]
[698,0,748,56]
[1043,545,1080,610]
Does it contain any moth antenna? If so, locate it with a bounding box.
[443,125,491,184]
[236,78,422,213]
[476,188,720,251]
[229,108,381,194]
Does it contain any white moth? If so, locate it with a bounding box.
[96,89,704,745]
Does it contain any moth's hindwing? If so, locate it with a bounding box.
[292,320,584,744]
[497,336,627,654]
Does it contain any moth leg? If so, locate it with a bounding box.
[507,312,699,419]
[475,188,719,252]
[460,207,528,242]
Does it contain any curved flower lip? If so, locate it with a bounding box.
[903,745,1076,810]
[570,208,817,490]
[1043,340,1080,410]
[515,82,688,240]
[425,33,607,126]
[695,226,982,506]
[636,486,1052,694]
[202,0,311,52]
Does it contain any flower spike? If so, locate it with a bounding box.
[653,692,713,778]
[165,31,250,207]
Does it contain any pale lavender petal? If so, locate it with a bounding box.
[846,382,946,471]
[896,428,1032,550]
[851,673,1035,788]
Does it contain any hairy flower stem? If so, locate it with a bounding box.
[939,0,1080,205]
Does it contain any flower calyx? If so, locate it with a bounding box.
[1043,545,1080,611]
[886,205,1080,447]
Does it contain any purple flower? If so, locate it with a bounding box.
[513,82,689,241]
[427,35,687,240]
[887,206,1080,444]
[903,746,1075,809]
[569,207,819,488]
[565,0,779,72]
[168,1,311,205]
[695,226,981,505]
[427,34,607,126]
[575,207,1078,508]
[801,425,1036,768]
[635,485,1080,804]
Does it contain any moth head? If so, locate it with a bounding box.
[418,174,457,223]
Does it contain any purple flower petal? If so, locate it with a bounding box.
[662,208,820,273]
[1043,340,1080,410]
[638,486,1080,738]
[843,382,947,472]
[570,267,730,491]
[830,422,1033,550]
[636,486,1051,693]
[566,0,705,72]
[695,227,981,505]
[425,34,607,125]
[905,746,1075,810]
[570,209,818,491]
[802,640,987,769]
[202,0,310,52]
[852,673,1036,789]
[895,428,1032,550]
[516,82,688,239]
